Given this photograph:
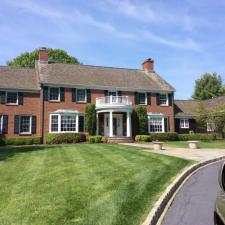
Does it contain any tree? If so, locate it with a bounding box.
[136,106,148,134]
[192,73,225,100]
[85,104,96,135]
[195,103,225,138]
[7,48,79,68]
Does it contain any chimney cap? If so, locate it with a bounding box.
[142,58,154,64]
[39,47,47,51]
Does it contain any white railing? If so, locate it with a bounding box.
[96,96,132,107]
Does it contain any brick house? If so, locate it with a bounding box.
[0,47,189,142]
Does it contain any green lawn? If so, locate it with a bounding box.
[164,141,225,149]
[0,144,191,225]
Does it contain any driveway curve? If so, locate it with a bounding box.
[161,161,224,225]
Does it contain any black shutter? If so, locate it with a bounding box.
[147,93,151,105]
[156,93,160,105]
[31,116,37,134]
[18,92,23,105]
[118,91,122,96]
[43,87,48,101]
[87,89,91,103]
[164,117,168,132]
[79,115,84,132]
[2,115,8,134]
[135,92,139,105]
[168,93,173,106]
[72,88,76,102]
[104,90,108,96]
[14,115,20,134]
[0,91,6,104]
[60,88,65,101]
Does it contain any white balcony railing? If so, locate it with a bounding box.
[96,96,132,108]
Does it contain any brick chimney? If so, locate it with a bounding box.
[39,47,48,63]
[142,58,154,72]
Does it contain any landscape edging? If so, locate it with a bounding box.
[142,156,225,225]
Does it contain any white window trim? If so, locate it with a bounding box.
[159,93,169,106]
[48,87,60,102]
[6,91,18,105]
[76,89,87,103]
[148,116,165,133]
[180,119,189,129]
[138,92,147,105]
[49,113,79,133]
[19,115,32,135]
[0,115,3,134]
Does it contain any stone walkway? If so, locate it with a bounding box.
[120,143,225,161]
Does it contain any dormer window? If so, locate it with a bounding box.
[49,87,60,101]
[6,92,18,105]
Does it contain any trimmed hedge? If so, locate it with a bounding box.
[45,133,86,144]
[178,133,217,141]
[0,137,42,146]
[88,135,102,143]
[150,132,179,141]
[135,135,151,142]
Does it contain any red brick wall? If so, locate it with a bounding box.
[0,92,41,138]
[43,89,174,138]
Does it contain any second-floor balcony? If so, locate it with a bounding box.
[96,96,132,110]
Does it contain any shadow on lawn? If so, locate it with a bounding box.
[0,145,56,162]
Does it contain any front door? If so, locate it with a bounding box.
[104,114,123,136]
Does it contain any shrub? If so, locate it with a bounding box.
[135,135,150,142]
[85,104,96,135]
[88,135,102,143]
[0,137,42,146]
[178,133,216,141]
[45,133,86,144]
[136,106,148,134]
[101,136,108,143]
[150,132,179,141]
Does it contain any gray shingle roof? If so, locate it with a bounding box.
[0,66,40,91]
[39,63,175,92]
[174,96,225,117]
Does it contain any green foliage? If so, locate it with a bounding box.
[150,132,179,141]
[45,133,86,144]
[85,104,96,135]
[192,73,225,100]
[178,133,217,141]
[0,137,42,146]
[7,48,79,68]
[135,135,151,142]
[136,106,148,134]
[88,135,102,143]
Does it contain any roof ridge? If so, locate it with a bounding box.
[0,65,35,70]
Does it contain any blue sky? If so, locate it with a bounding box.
[1,0,225,99]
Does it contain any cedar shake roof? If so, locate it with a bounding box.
[175,96,225,117]
[38,63,175,92]
[0,66,40,91]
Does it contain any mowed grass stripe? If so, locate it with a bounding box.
[0,144,192,225]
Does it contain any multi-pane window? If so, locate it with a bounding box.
[49,88,60,101]
[61,115,76,132]
[139,93,146,104]
[6,92,18,104]
[77,89,86,102]
[149,118,163,133]
[180,119,189,128]
[50,114,78,133]
[0,115,2,133]
[20,116,31,134]
[159,94,168,105]
[51,115,59,132]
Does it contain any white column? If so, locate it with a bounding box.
[96,113,99,135]
[76,114,79,132]
[162,117,165,133]
[109,111,113,137]
[127,111,132,137]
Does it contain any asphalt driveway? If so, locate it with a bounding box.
[161,161,224,225]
